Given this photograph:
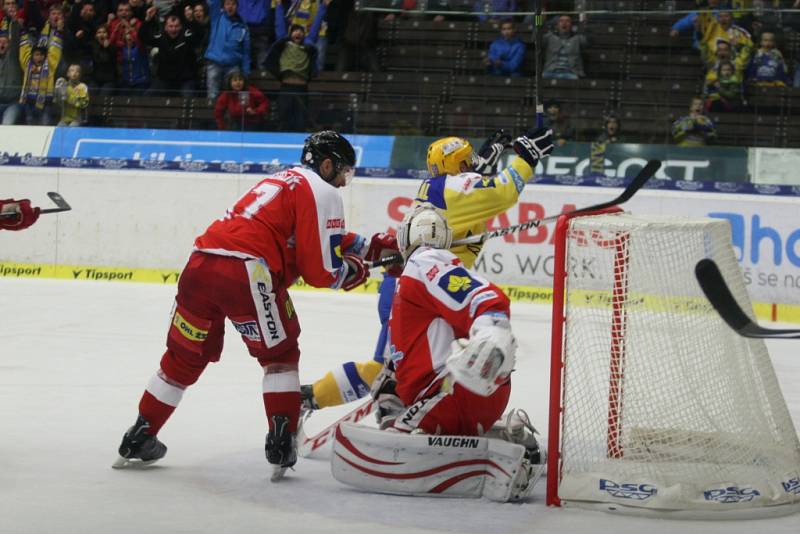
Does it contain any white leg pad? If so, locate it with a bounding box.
[331,423,532,502]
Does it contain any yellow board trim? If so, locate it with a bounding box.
[2,260,799,324]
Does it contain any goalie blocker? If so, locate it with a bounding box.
[331,423,543,502]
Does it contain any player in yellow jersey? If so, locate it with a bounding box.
[299,128,555,419]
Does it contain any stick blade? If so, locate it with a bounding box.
[41,191,72,214]
[695,259,800,339]
[695,259,753,333]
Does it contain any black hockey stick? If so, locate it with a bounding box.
[367,253,403,269]
[0,191,72,219]
[695,258,800,339]
[452,159,661,246]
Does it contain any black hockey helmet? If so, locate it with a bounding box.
[301,130,356,182]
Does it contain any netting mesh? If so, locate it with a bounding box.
[557,213,800,514]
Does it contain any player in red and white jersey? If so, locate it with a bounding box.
[386,204,517,436]
[113,131,399,480]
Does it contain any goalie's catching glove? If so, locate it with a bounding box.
[512,128,554,169]
[474,129,512,175]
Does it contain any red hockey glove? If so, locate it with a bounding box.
[342,253,369,291]
[365,232,403,277]
[0,199,40,231]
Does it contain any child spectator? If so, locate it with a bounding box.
[19,28,62,125]
[672,96,717,147]
[116,25,150,94]
[746,30,790,86]
[704,59,744,111]
[88,24,117,95]
[543,100,575,146]
[274,0,329,72]
[141,7,200,97]
[205,0,250,101]
[484,19,524,77]
[590,113,623,175]
[55,62,89,125]
[542,14,587,80]
[214,69,268,130]
[0,18,22,124]
[264,22,317,131]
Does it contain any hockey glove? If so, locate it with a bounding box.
[513,128,554,169]
[0,199,40,231]
[474,129,512,175]
[364,232,403,277]
[341,253,369,291]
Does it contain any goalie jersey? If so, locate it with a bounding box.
[414,156,534,268]
[389,246,511,406]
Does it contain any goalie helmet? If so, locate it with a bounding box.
[446,314,517,397]
[426,137,475,177]
[397,203,453,259]
[301,130,356,183]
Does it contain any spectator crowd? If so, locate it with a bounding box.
[0,0,798,140]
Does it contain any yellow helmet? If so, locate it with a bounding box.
[426,137,474,176]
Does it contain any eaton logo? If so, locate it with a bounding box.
[704,486,760,504]
[782,476,800,495]
[709,212,800,267]
[599,479,657,500]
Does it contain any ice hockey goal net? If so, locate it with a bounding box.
[546,209,800,518]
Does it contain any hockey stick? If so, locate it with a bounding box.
[0,191,72,219]
[695,259,800,339]
[452,159,661,246]
[366,253,403,270]
[297,398,376,458]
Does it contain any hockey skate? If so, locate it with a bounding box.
[485,409,547,499]
[112,415,167,469]
[266,415,297,482]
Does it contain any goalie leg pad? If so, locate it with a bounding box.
[331,423,533,502]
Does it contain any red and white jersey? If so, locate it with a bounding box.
[389,246,511,406]
[194,166,362,289]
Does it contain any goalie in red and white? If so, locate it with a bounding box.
[331,204,545,502]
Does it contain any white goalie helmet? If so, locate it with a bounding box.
[446,314,517,397]
[397,203,453,259]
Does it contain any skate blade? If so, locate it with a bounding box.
[270,464,295,482]
[111,455,161,469]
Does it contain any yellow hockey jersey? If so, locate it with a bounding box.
[413,156,534,268]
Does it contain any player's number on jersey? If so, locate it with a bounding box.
[417,181,431,201]
[239,182,282,219]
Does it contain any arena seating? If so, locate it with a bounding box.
[87,1,800,148]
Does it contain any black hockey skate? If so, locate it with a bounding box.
[112,415,167,469]
[265,414,297,482]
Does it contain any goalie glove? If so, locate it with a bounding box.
[512,128,554,169]
[341,253,368,291]
[446,313,517,396]
[474,129,512,175]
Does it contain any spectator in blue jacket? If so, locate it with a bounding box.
[205,0,250,101]
[484,19,524,77]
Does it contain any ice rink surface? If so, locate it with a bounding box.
[1,278,799,534]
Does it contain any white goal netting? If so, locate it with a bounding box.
[554,213,800,517]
